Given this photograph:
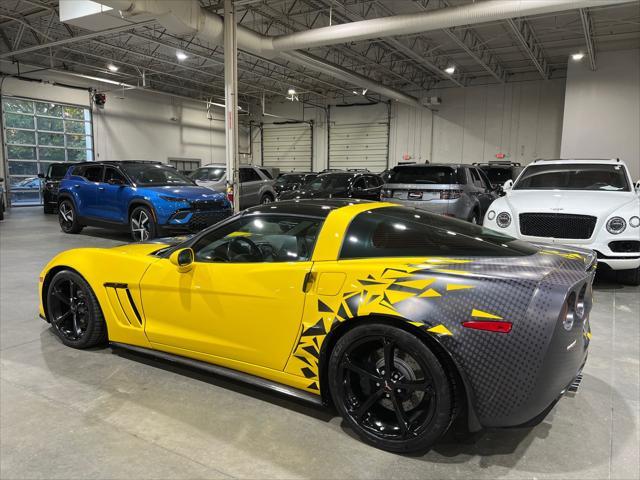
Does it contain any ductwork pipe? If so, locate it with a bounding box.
[98,0,636,106]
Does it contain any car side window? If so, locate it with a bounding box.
[469,168,484,188]
[477,168,492,189]
[259,168,273,179]
[83,165,103,182]
[192,215,323,263]
[104,167,127,185]
[353,177,366,190]
[240,168,261,183]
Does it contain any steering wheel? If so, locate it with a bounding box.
[226,236,263,262]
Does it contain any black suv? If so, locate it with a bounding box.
[475,161,523,187]
[274,172,318,195]
[277,171,383,201]
[38,162,78,214]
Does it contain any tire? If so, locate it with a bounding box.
[469,209,481,225]
[58,199,83,234]
[328,323,454,453]
[260,194,274,204]
[129,205,156,242]
[617,267,640,286]
[46,270,107,349]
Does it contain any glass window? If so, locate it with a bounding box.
[514,163,630,191]
[46,163,72,179]
[104,167,127,184]
[340,206,539,259]
[192,215,323,263]
[83,165,103,182]
[6,129,35,145]
[306,173,352,192]
[260,168,273,179]
[37,117,64,132]
[469,168,484,188]
[2,97,93,206]
[239,168,261,183]
[388,166,465,185]
[122,163,194,186]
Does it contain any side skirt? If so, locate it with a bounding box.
[110,342,324,406]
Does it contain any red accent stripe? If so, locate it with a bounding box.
[462,321,512,333]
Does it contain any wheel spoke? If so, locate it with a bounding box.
[72,313,81,337]
[390,392,410,435]
[52,289,70,305]
[383,338,395,378]
[344,356,382,382]
[353,388,384,420]
[52,310,71,325]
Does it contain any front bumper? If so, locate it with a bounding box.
[161,208,232,234]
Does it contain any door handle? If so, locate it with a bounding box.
[73,184,81,188]
[98,186,105,191]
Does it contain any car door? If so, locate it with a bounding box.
[140,213,323,370]
[239,167,262,208]
[363,175,383,200]
[473,167,496,215]
[351,177,367,199]
[69,165,103,218]
[98,166,130,223]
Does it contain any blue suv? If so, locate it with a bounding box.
[57,161,232,241]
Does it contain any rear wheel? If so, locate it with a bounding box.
[260,194,274,204]
[58,199,83,234]
[328,323,454,453]
[130,206,156,242]
[46,270,107,349]
[617,267,640,286]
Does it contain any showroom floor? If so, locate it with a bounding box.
[1,207,638,480]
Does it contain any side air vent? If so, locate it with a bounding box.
[104,283,144,327]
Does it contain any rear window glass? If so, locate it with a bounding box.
[340,206,538,259]
[480,166,514,185]
[48,163,72,179]
[387,166,465,185]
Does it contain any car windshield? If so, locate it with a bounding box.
[48,164,72,179]
[124,164,195,187]
[388,166,462,184]
[307,174,352,192]
[276,174,305,185]
[480,167,513,185]
[341,206,539,259]
[514,163,630,191]
[190,167,226,182]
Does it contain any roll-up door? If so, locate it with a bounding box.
[329,104,389,172]
[262,122,312,172]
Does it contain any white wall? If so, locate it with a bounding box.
[561,48,640,179]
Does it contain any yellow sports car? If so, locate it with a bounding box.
[39,200,594,453]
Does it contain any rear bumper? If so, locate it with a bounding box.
[385,198,470,218]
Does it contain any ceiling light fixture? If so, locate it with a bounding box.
[444,66,456,75]
[107,64,119,72]
[571,52,585,61]
[176,51,188,61]
[287,88,296,95]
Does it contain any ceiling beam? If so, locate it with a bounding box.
[442,27,507,83]
[579,8,597,70]
[506,18,549,79]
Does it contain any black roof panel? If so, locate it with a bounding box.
[244,199,374,218]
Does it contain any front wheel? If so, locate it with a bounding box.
[328,323,454,453]
[617,267,640,286]
[58,199,83,233]
[46,270,107,348]
[130,206,156,242]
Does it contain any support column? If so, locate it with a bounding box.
[224,0,240,212]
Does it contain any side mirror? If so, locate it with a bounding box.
[503,179,514,191]
[108,177,126,186]
[635,180,640,194]
[169,248,194,272]
[37,173,45,179]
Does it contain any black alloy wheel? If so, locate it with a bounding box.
[329,324,454,453]
[46,270,106,348]
[58,199,83,233]
[130,206,156,242]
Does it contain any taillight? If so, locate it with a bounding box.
[462,321,512,333]
[226,185,234,204]
[440,189,462,200]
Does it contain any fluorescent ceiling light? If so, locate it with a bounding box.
[444,66,455,75]
[571,52,585,61]
[107,63,119,72]
[176,51,188,61]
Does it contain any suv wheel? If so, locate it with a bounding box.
[58,199,83,234]
[130,206,156,242]
[260,194,274,204]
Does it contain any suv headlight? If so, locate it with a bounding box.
[487,210,496,221]
[160,195,188,203]
[606,216,626,234]
[496,212,511,228]
[629,216,640,228]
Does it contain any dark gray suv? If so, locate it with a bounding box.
[381,164,499,224]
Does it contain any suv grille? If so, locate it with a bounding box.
[188,211,231,232]
[191,199,225,211]
[519,213,597,239]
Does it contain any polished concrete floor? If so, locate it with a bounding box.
[1,207,638,480]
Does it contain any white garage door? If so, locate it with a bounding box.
[329,103,389,172]
[262,122,312,172]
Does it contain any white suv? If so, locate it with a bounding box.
[484,159,640,285]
